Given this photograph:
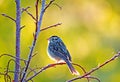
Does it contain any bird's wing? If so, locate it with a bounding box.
[49,41,72,61]
[59,41,72,61]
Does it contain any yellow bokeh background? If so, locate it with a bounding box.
[0,0,120,82]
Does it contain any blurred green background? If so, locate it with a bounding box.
[0,0,120,82]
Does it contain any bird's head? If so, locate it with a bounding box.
[48,36,61,43]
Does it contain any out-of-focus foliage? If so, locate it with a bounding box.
[0,0,120,82]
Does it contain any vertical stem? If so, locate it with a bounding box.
[35,0,39,28]
[14,0,21,82]
[37,0,45,33]
[21,0,45,81]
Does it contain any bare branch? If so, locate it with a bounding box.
[2,59,14,82]
[4,74,11,82]
[19,68,25,80]
[35,0,39,22]
[66,52,120,82]
[40,22,62,31]
[23,9,36,21]
[0,72,11,82]
[21,0,46,81]
[6,59,15,74]
[1,13,16,22]
[53,3,62,10]
[21,6,31,13]
[26,63,65,81]
[44,0,55,12]
[0,54,26,62]
[35,0,39,34]
[20,25,25,31]
[6,59,22,74]
[32,52,38,58]
[72,63,90,82]
[14,0,21,81]
[21,6,36,21]
[85,76,100,82]
[26,62,87,81]
[26,67,41,78]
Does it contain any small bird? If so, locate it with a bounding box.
[47,36,79,75]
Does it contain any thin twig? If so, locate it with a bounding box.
[0,54,26,62]
[21,6,36,21]
[26,67,41,78]
[67,52,120,82]
[35,0,39,35]
[85,76,100,82]
[35,0,39,22]
[44,0,55,12]
[4,59,15,82]
[19,67,25,80]
[6,59,22,74]
[4,74,11,82]
[53,3,62,10]
[72,63,87,74]
[72,63,90,82]
[24,9,36,21]
[0,72,6,81]
[1,14,16,22]
[6,59,15,74]
[20,25,25,30]
[21,6,31,13]
[32,52,38,58]
[5,71,15,73]
[3,59,14,82]
[40,22,62,31]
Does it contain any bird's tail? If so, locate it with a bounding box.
[66,60,80,75]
